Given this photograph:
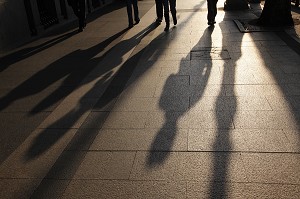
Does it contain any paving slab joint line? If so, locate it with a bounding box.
[67,149,300,154]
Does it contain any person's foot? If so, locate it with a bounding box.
[78,27,84,32]
[128,23,134,28]
[164,24,170,31]
[135,18,140,24]
[156,18,162,25]
[207,21,216,26]
[173,18,177,25]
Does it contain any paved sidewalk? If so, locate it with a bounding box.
[0,0,300,198]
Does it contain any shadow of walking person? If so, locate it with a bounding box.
[0,31,77,73]
[25,23,158,161]
[209,20,242,198]
[28,23,160,198]
[147,26,215,167]
[0,28,129,113]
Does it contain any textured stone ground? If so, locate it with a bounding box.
[0,0,299,198]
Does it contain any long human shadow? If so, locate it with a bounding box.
[29,2,205,195]
[145,1,208,167]
[0,28,128,113]
[147,25,215,166]
[0,1,126,72]
[25,23,158,161]
[0,0,154,113]
[0,30,77,72]
[29,24,159,198]
[209,19,242,198]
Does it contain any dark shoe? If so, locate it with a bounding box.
[156,18,162,25]
[135,18,140,24]
[164,24,170,31]
[207,21,216,26]
[173,18,177,25]
[128,23,134,28]
[78,27,84,32]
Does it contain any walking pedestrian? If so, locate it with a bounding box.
[126,0,140,28]
[155,0,170,31]
[68,0,86,32]
[207,0,218,25]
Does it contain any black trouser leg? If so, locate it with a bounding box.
[169,0,176,21]
[155,0,163,20]
[162,0,169,24]
[207,0,218,22]
[162,0,169,30]
[78,0,86,28]
[132,0,139,22]
[126,0,134,25]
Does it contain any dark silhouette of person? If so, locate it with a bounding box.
[68,0,86,32]
[207,0,218,25]
[155,0,170,31]
[126,0,140,28]
[169,0,177,25]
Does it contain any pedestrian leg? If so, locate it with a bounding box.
[162,0,170,31]
[207,0,218,25]
[155,0,163,24]
[126,0,134,27]
[78,0,86,31]
[132,0,140,24]
[169,0,177,25]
